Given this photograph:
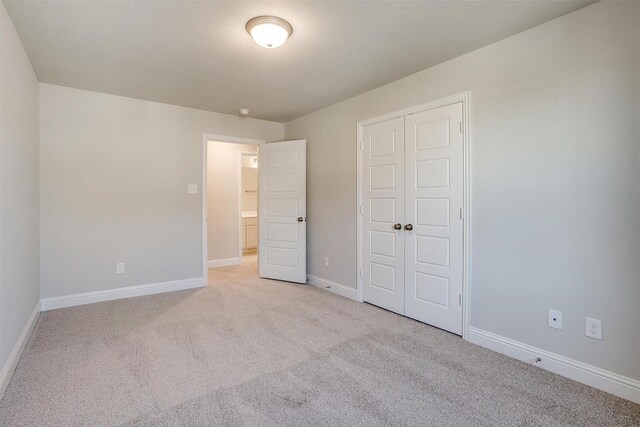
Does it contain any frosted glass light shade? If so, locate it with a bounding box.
[246,16,292,49]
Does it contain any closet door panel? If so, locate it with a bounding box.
[362,117,405,315]
[405,103,464,335]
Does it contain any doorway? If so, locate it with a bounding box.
[202,134,263,279]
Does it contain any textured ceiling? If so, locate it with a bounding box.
[4,0,593,122]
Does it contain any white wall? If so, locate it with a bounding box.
[207,142,257,262]
[0,2,40,380]
[284,1,640,380]
[40,84,283,298]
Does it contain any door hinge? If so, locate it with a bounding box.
[459,121,464,133]
[458,294,462,306]
[359,205,364,215]
[359,140,363,151]
[359,269,364,279]
[459,208,464,220]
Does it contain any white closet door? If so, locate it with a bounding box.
[404,103,464,335]
[362,117,405,314]
[258,140,306,283]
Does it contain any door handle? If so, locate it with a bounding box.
[393,223,402,230]
[404,224,413,231]
[297,217,305,222]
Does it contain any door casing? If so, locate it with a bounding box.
[356,92,471,339]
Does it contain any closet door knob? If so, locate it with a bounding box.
[404,224,413,231]
[393,223,402,230]
[297,217,304,222]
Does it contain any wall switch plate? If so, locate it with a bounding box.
[187,184,198,194]
[548,309,562,329]
[324,256,329,267]
[116,263,125,274]
[586,317,602,340]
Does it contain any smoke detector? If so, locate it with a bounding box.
[238,108,250,116]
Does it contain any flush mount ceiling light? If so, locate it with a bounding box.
[246,16,292,49]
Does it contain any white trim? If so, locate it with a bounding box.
[307,275,358,301]
[207,257,241,269]
[204,134,265,146]
[358,93,471,127]
[40,277,204,311]
[461,93,471,340]
[469,327,640,404]
[356,123,363,304]
[239,152,244,261]
[202,136,208,281]
[202,134,264,282]
[356,92,471,339]
[0,302,40,399]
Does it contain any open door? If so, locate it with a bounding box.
[258,140,306,283]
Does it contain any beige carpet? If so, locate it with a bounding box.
[1,258,638,426]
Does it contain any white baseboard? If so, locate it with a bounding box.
[40,277,205,311]
[207,257,241,269]
[0,302,40,399]
[468,327,640,404]
[307,274,357,301]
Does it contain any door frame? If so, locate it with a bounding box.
[202,134,264,281]
[356,92,471,339]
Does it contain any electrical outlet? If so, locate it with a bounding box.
[548,309,562,329]
[116,263,125,274]
[586,317,602,340]
[324,256,329,267]
[187,184,198,194]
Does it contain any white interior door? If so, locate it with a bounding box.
[258,140,307,283]
[404,103,464,335]
[362,117,405,314]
